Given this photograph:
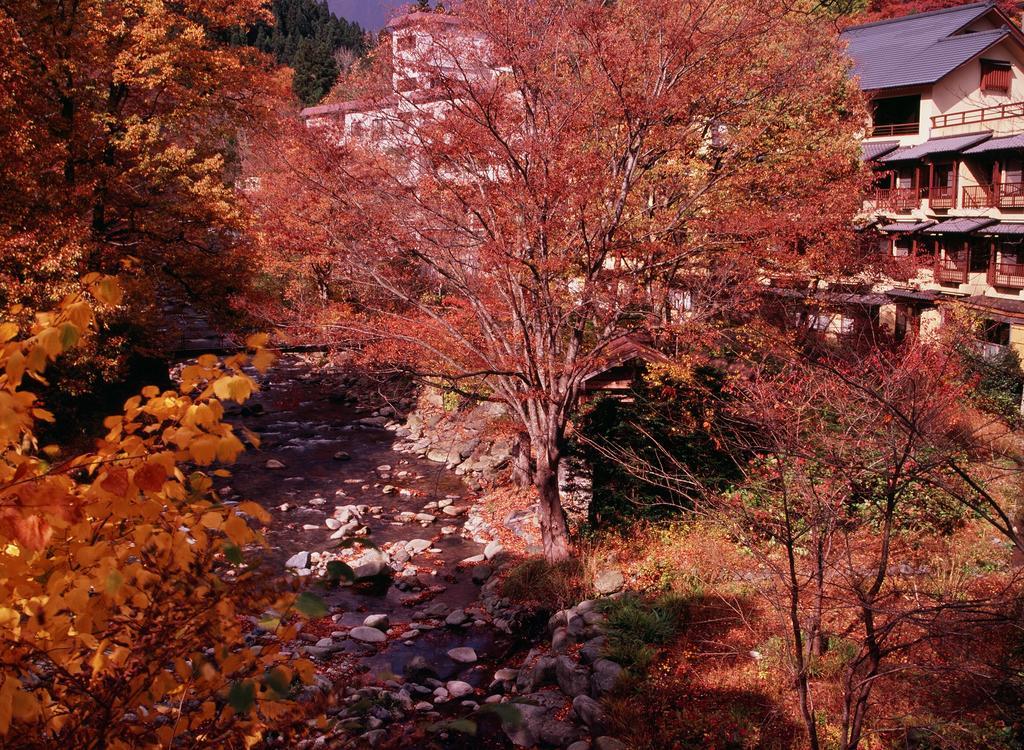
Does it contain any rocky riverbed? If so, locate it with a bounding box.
[205,355,627,749]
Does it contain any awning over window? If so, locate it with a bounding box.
[921,217,998,234]
[862,141,900,162]
[880,132,992,162]
[961,134,1024,155]
[878,221,935,233]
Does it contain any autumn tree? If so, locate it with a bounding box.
[709,330,1024,750]
[0,278,327,747]
[0,0,290,413]
[249,0,866,560]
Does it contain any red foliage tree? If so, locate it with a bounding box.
[249,0,867,560]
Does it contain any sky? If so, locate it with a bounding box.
[328,0,404,31]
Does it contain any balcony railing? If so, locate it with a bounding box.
[936,256,968,284]
[871,122,920,137]
[1000,181,1024,208]
[992,261,1024,288]
[976,340,1009,360]
[874,187,921,211]
[963,184,997,208]
[929,185,955,209]
[932,101,1024,129]
[961,182,1024,208]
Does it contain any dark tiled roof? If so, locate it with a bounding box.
[962,133,1024,153]
[387,11,465,30]
[961,294,1024,318]
[923,217,998,233]
[977,221,1024,234]
[862,140,900,161]
[841,3,1008,91]
[886,288,939,302]
[881,132,992,161]
[879,221,936,233]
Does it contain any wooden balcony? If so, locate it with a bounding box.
[932,101,1024,129]
[871,122,919,137]
[962,184,996,208]
[992,261,1024,288]
[936,256,968,284]
[960,182,1024,209]
[999,181,1024,209]
[928,185,955,209]
[874,187,921,211]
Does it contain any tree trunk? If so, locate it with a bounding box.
[511,431,533,488]
[535,459,570,563]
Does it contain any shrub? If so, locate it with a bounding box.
[572,365,739,528]
[0,281,319,747]
[600,593,689,672]
[500,556,588,608]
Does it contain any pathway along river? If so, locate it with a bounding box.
[213,354,526,748]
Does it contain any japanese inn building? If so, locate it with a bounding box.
[853,2,1024,357]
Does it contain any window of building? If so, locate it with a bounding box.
[982,319,1010,346]
[871,94,921,136]
[998,237,1024,265]
[892,237,913,257]
[398,34,417,51]
[981,59,1012,93]
[931,163,955,188]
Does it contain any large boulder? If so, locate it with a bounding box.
[503,692,579,748]
[351,549,389,579]
[591,659,623,696]
[349,626,387,644]
[516,655,556,693]
[572,694,608,734]
[447,647,478,664]
[594,569,625,595]
[555,656,590,697]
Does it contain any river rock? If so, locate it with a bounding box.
[572,694,608,733]
[333,450,351,461]
[403,655,437,680]
[363,614,390,631]
[445,609,469,627]
[426,447,452,463]
[446,680,474,698]
[447,647,477,664]
[483,540,504,560]
[595,738,626,750]
[284,551,310,570]
[591,659,623,696]
[579,636,607,665]
[406,539,432,554]
[517,655,556,692]
[555,656,590,697]
[471,564,492,584]
[504,691,579,748]
[552,626,573,653]
[594,569,625,595]
[265,459,286,470]
[351,549,389,578]
[349,626,387,644]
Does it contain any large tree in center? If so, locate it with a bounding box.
[250,0,866,561]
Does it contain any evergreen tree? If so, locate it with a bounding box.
[233,0,365,105]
